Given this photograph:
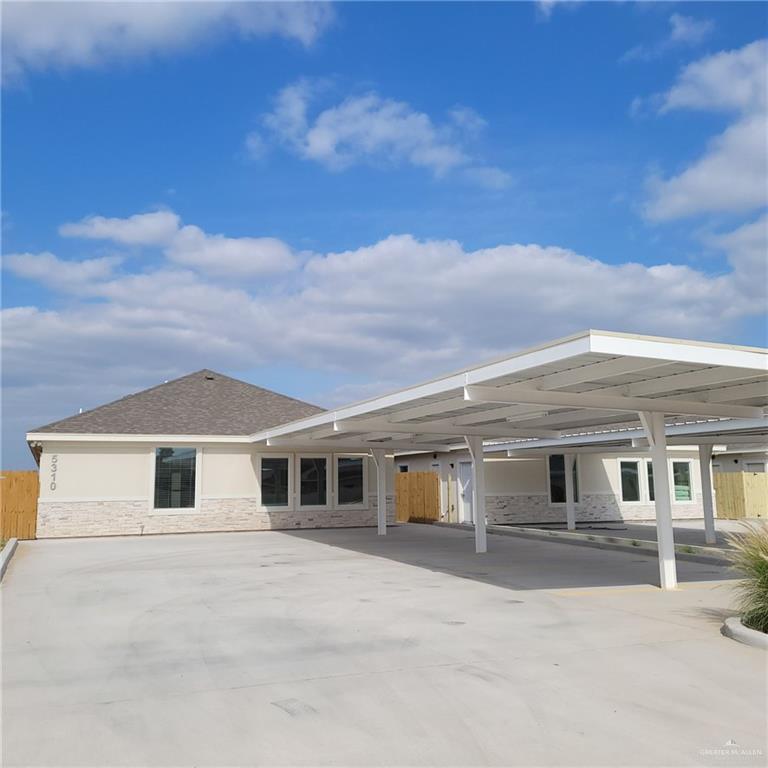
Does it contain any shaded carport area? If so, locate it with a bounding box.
[3,526,766,767]
[250,330,768,589]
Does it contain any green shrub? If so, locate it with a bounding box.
[726,522,768,633]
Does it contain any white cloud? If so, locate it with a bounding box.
[463,166,513,190]
[4,211,766,465]
[2,1,334,81]
[166,225,297,276]
[5,214,764,390]
[622,14,714,63]
[251,80,510,186]
[59,210,297,276]
[536,1,582,21]
[59,211,180,245]
[661,39,767,114]
[669,14,715,45]
[644,40,768,221]
[710,213,768,300]
[645,114,768,220]
[449,107,487,136]
[3,251,121,292]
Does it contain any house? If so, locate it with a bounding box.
[396,445,708,527]
[28,370,396,538]
[27,331,768,576]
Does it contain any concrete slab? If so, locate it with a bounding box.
[2,524,766,766]
[512,519,748,549]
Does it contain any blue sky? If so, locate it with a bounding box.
[2,1,767,468]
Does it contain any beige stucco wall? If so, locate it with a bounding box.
[712,451,768,473]
[36,441,393,538]
[39,442,151,500]
[397,448,707,523]
[201,445,259,498]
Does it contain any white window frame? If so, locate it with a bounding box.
[617,457,696,505]
[618,457,645,505]
[296,453,332,511]
[257,453,294,512]
[546,454,580,506]
[333,454,369,510]
[149,446,202,516]
[670,459,695,504]
[644,458,655,503]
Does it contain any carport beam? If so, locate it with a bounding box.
[639,411,677,590]
[564,454,576,531]
[698,445,717,545]
[371,449,388,536]
[465,436,488,554]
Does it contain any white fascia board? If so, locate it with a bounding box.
[463,335,593,386]
[26,433,252,444]
[263,437,454,453]
[588,331,768,371]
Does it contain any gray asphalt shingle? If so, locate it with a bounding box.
[30,370,324,435]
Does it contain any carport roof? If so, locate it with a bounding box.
[249,330,768,453]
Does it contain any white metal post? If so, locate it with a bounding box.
[564,453,576,531]
[465,436,487,554]
[698,444,717,545]
[371,449,388,536]
[640,411,677,590]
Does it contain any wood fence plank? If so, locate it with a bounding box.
[0,471,39,540]
[395,472,439,523]
[714,471,767,520]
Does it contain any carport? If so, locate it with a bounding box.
[250,331,768,590]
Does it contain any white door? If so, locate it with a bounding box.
[458,461,473,523]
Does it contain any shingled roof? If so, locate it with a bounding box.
[30,370,325,435]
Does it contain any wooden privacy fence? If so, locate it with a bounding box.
[714,471,767,520]
[1,471,39,540]
[395,471,440,523]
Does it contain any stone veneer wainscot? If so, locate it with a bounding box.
[37,494,396,538]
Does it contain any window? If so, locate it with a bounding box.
[548,455,578,504]
[300,457,327,506]
[398,465,409,473]
[620,460,641,502]
[745,462,766,473]
[672,461,692,501]
[261,457,289,506]
[154,447,196,509]
[337,457,364,505]
[647,462,654,502]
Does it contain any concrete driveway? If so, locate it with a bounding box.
[2,524,766,766]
